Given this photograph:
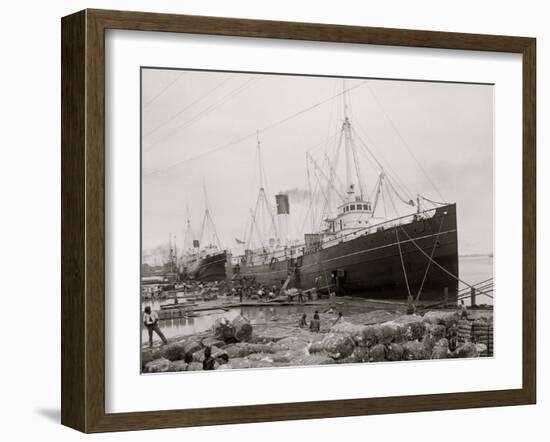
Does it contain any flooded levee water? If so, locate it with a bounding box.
[141,255,493,344]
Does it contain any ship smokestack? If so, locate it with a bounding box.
[275,193,290,245]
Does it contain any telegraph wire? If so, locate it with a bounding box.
[144,76,259,152]
[143,72,185,109]
[143,74,235,139]
[144,80,369,177]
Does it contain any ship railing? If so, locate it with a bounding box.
[325,205,444,245]
[235,245,307,265]
[234,205,448,261]
[242,248,295,265]
[312,206,439,251]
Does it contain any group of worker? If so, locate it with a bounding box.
[230,283,282,302]
[288,288,318,303]
[298,310,343,332]
[229,283,320,305]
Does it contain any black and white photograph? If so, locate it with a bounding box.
[1,0,543,438]
[140,68,494,373]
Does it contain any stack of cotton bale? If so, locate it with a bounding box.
[488,319,494,356]
[212,315,253,343]
[457,319,473,343]
[472,318,491,356]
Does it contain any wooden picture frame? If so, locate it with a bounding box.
[61,9,536,433]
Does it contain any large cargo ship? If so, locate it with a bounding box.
[228,201,458,302]
[182,247,228,282]
[180,186,229,282]
[226,82,459,303]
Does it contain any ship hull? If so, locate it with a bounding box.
[191,251,228,282]
[229,204,459,303]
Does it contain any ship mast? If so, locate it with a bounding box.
[342,80,353,197]
[183,202,197,251]
[257,131,266,194]
[168,233,176,273]
[199,180,222,249]
[246,133,279,249]
[341,79,365,201]
[301,79,427,236]
[173,235,178,269]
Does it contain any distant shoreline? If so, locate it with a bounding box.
[459,253,493,258]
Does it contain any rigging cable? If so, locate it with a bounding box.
[394,226,412,300]
[200,181,223,249]
[397,224,493,298]
[248,200,265,250]
[324,153,347,197]
[385,167,413,302]
[307,150,346,203]
[384,173,416,207]
[458,277,493,293]
[364,81,447,203]
[351,125,415,204]
[325,123,346,216]
[370,175,382,216]
[414,215,446,303]
[380,177,388,219]
[306,154,315,232]
[244,210,254,249]
[385,175,402,220]
[419,195,448,206]
[347,97,415,203]
[298,131,341,233]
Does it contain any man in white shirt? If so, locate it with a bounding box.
[143,306,168,348]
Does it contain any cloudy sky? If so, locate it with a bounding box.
[141,68,493,259]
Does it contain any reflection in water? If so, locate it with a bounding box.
[141,303,322,345]
[141,305,238,344]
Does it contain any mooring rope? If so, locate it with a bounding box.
[458,278,494,294]
[415,215,446,303]
[394,225,412,300]
[397,224,493,298]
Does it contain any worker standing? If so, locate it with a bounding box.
[310,311,321,332]
[203,346,216,370]
[143,306,168,348]
[458,300,468,318]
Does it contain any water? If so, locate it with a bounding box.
[458,255,494,306]
[142,255,494,344]
[141,302,323,345]
[142,308,239,343]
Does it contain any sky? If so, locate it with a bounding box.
[141,68,494,263]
